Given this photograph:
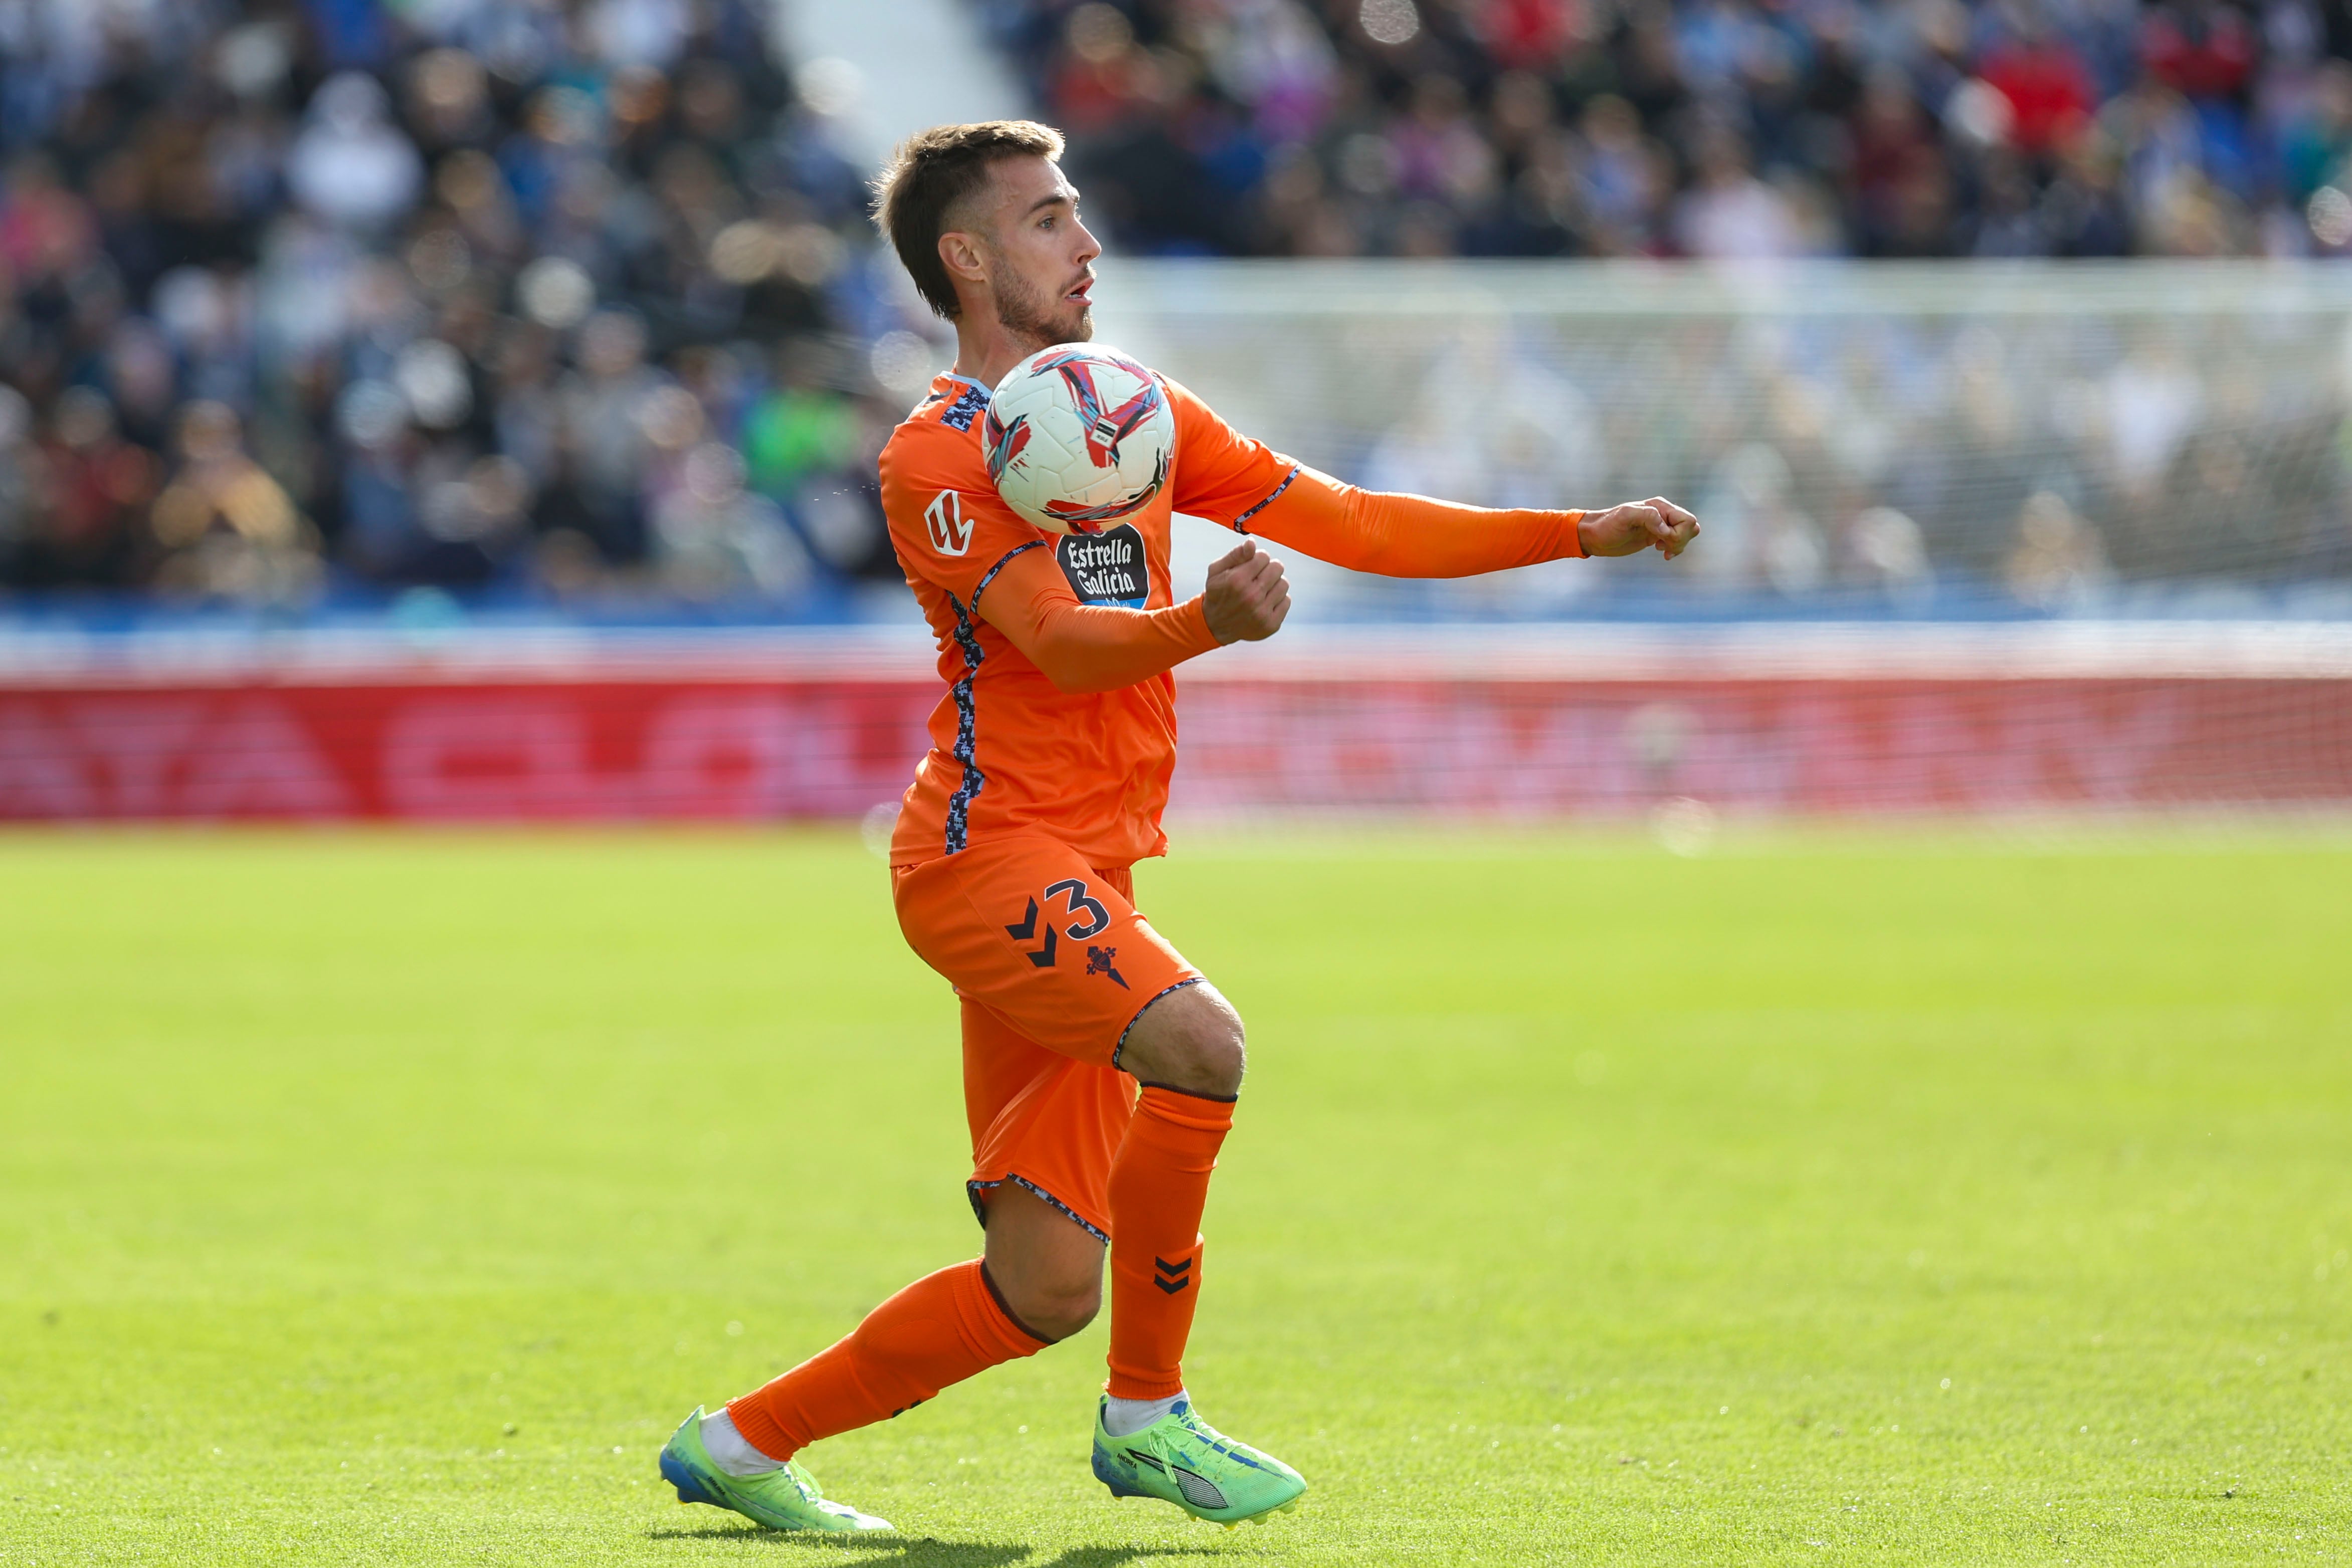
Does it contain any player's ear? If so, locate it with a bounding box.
[938,229,987,290]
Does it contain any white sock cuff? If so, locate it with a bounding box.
[699,1407,786,1476]
[1101,1391,1186,1438]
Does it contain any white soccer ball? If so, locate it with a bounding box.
[983,344,1174,535]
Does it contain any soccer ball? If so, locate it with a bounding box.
[983,344,1174,534]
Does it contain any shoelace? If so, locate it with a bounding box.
[1140,1411,1216,1468]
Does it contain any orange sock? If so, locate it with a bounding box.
[1105,1085,1236,1400]
[725,1260,1046,1461]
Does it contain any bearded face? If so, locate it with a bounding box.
[987,240,1094,350]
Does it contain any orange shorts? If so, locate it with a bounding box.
[893,833,1202,1241]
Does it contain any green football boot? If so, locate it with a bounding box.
[657,1407,893,1533]
[1090,1397,1307,1527]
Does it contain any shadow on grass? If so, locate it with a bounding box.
[641,1531,1028,1564]
[1030,1550,1237,1568]
[643,1529,1240,1566]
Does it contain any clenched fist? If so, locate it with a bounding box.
[1578,497,1701,560]
[1204,538,1290,644]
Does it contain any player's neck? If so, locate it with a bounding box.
[950,315,1046,395]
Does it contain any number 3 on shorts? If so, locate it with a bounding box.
[1045,880,1111,939]
[1004,879,1111,968]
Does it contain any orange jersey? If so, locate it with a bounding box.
[880,368,1588,868]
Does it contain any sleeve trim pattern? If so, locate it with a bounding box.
[939,382,991,432]
[940,590,988,855]
[1230,467,1300,533]
[971,539,1048,613]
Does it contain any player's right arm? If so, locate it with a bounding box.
[881,428,1279,697]
[973,541,1285,694]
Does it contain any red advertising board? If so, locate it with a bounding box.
[0,680,935,821]
[2,626,2346,820]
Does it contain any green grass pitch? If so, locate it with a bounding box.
[3,826,2348,1565]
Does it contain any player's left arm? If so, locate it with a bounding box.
[1165,377,1698,574]
[1249,469,1699,573]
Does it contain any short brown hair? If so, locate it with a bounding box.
[873,120,1066,320]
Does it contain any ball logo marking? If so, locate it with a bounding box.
[1029,349,1164,470]
[985,344,1176,536]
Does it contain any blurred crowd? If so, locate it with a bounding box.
[4,1,2346,621]
[0,0,930,612]
[1330,308,2348,610]
[982,0,2352,259]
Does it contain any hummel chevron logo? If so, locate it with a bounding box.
[1006,897,1058,967]
[1153,1254,1192,1294]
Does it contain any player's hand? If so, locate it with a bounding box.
[1203,538,1290,644]
[1579,498,1700,560]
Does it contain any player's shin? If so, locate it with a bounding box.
[724,1259,1047,1461]
[1104,1085,1235,1400]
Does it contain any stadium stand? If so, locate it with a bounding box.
[0,7,2344,824]
[976,0,2352,262]
[0,0,926,615]
[0,1,2345,630]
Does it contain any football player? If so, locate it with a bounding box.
[659,119,1697,1534]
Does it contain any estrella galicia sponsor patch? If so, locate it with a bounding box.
[1057,523,1148,609]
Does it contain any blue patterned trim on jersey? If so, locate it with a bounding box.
[942,589,987,854]
[1232,466,1300,533]
[972,539,1047,613]
[939,381,991,432]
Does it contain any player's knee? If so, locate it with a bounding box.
[1118,981,1246,1099]
[981,1183,1106,1342]
[998,1270,1101,1342]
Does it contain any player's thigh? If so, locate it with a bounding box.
[894,835,1199,1067]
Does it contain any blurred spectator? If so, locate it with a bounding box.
[26,386,156,587]
[652,440,811,601]
[1674,130,1807,259]
[1362,322,1603,507]
[1841,506,1935,606]
[287,73,424,233]
[148,401,316,605]
[1978,18,2098,158]
[0,0,914,613]
[0,386,39,574]
[741,340,859,501]
[1693,443,1827,596]
[2006,489,2112,610]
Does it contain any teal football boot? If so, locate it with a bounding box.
[657,1407,893,1533]
[1090,1397,1307,1527]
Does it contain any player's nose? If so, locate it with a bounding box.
[1073,218,1102,266]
